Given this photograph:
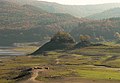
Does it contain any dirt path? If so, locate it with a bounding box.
[19,69,44,83]
[19,64,120,83]
[19,68,120,83]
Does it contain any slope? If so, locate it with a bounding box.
[87,8,120,20]
[0,1,83,46]
[70,17,120,42]
[31,1,120,17]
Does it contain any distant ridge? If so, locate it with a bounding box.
[31,1,120,17]
[87,7,120,20]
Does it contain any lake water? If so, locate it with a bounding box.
[0,47,26,56]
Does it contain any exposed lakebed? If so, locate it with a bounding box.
[0,47,26,56]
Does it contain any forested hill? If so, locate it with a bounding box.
[3,0,120,18]
[1,0,120,46]
[31,1,120,17]
[0,0,36,4]
[87,8,120,20]
[0,1,80,30]
[70,18,120,41]
[0,1,86,46]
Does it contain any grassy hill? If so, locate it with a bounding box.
[87,7,120,20]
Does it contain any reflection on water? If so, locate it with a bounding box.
[0,47,26,56]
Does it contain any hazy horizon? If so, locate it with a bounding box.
[38,0,120,5]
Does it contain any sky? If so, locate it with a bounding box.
[38,0,120,5]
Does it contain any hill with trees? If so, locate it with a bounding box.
[70,18,120,42]
[32,32,103,55]
[4,0,120,18]
[31,1,120,17]
[87,7,120,20]
[1,0,120,46]
[32,32,75,54]
[0,1,86,46]
[75,35,91,48]
[1,1,79,30]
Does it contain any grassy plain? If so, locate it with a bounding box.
[1,45,120,83]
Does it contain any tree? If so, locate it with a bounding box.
[80,35,91,42]
[75,35,91,48]
[51,31,75,43]
[114,32,120,40]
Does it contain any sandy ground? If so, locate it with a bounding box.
[19,69,44,83]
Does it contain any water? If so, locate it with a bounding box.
[0,47,26,56]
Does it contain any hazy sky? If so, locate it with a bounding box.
[38,0,120,5]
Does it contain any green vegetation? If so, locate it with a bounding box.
[0,55,50,83]
[51,32,75,43]
[1,1,120,83]
[1,44,120,82]
[34,45,120,82]
[77,69,120,80]
[70,17,120,42]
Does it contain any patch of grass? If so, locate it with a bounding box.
[13,46,39,54]
[105,59,120,68]
[0,79,14,83]
[76,69,120,80]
